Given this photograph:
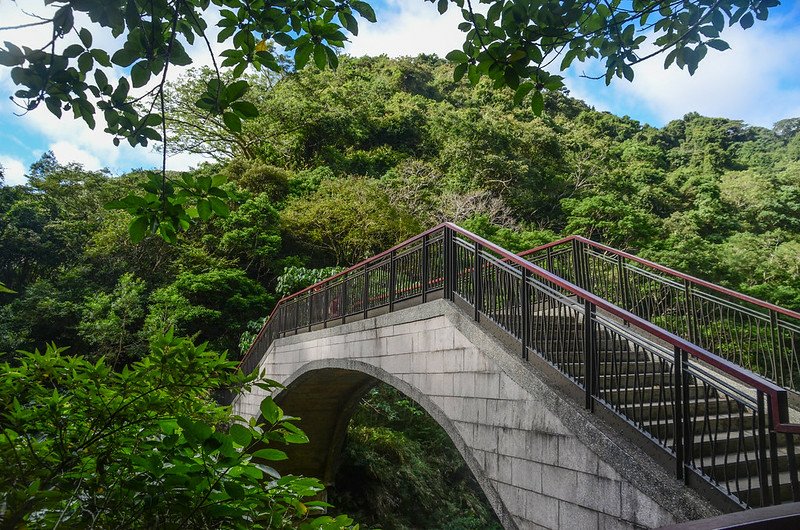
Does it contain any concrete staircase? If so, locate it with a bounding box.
[530,313,794,508]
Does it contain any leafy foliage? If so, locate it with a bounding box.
[0,330,356,529]
[0,0,778,236]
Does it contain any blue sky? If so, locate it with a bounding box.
[1,0,799,185]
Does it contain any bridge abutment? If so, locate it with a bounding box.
[233,299,719,529]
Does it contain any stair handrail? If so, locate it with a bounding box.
[239,223,800,434]
[519,235,800,322]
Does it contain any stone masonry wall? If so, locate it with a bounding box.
[233,299,718,530]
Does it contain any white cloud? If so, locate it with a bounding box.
[0,155,26,186]
[50,141,102,170]
[0,2,214,173]
[345,0,465,58]
[564,6,800,127]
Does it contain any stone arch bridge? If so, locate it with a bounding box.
[233,224,800,529]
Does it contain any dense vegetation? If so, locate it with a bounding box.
[2,55,799,527]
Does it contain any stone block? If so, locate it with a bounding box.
[511,458,542,492]
[497,454,514,484]
[574,472,622,517]
[498,427,528,458]
[496,480,526,518]
[558,435,600,475]
[433,328,455,350]
[426,350,445,373]
[386,334,414,355]
[499,373,526,400]
[541,465,578,502]
[559,501,599,530]
[453,372,476,398]
[474,372,501,398]
[461,396,480,423]
[527,431,559,465]
[620,482,674,528]
[524,491,560,529]
[472,420,497,453]
[598,513,639,530]
[442,348,465,372]
[441,396,462,420]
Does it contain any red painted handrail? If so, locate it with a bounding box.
[519,235,800,322]
[239,223,799,433]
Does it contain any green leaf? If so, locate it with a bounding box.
[229,423,252,446]
[129,216,149,243]
[208,197,230,217]
[513,82,534,105]
[740,12,754,29]
[295,42,313,70]
[111,48,137,67]
[252,448,288,461]
[445,50,469,63]
[131,61,151,88]
[259,397,282,425]
[78,52,94,74]
[531,90,544,115]
[197,199,212,220]
[352,1,377,23]
[63,44,84,59]
[437,0,449,14]
[178,416,213,443]
[313,44,327,70]
[706,39,730,51]
[338,12,359,35]
[79,28,93,48]
[223,112,242,133]
[225,80,249,101]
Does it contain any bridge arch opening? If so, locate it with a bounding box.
[269,360,507,529]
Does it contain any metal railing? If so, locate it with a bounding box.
[240,224,800,510]
[518,236,800,394]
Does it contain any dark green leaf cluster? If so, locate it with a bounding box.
[0,330,356,528]
[438,0,776,113]
[106,171,232,243]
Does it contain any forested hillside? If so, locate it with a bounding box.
[2,55,799,528]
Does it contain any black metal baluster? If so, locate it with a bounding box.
[584,299,596,411]
[521,268,530,360]
[674,346,684,480]
[389,251,397,312]
[473,241,481,322]
[422,234,429,302]
[363,264,369,319]
[756,391,772,506]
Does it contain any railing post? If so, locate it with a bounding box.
[389,250,397,312]
[422,234,429,303]
[584,298,596,411]
[342,277,348,325]
[323,286,329,329]
[770,310,785,388]
[294,298,300,335]
[474,241,482,322]
[683,279,698,345]
[444,227,454,301]
[673,346,684,480]
[757,391,772,506]
[767,398,782,505]
[616,254,629,310]
[308,293,312,332]
[572,238,582,289]
[363,264,369,319]
[521,268,530,360]
[546,246,554,272]
[681,347,692,484]
[279,304,285,338]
